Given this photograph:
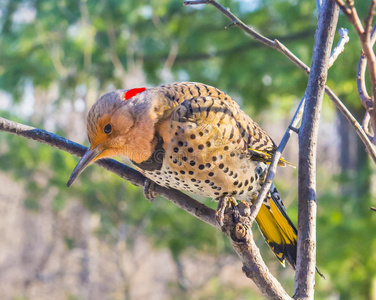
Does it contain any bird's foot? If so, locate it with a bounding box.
[143,178,158,202]
[215,197,237,227]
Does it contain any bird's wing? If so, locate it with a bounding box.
[156,82,289,165]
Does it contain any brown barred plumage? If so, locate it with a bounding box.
[68,82,298,269]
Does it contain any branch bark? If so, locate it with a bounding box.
[0,116,292,299]
[222,202,291,300]
[294,2,339,299]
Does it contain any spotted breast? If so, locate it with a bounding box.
[135,82,298,269]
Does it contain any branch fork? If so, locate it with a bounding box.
[220,201,292,300]
[336,0,376,144]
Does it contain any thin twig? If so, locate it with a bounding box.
[371,206,376,212]
[363,111,373,138]
[185,0,274,49]
[357,23,376,141]
[336,0,364,35]
[184,0,310,74]
[336,0,351,16]
[363,49,376,105]
[357,51,373,108]
[249,97,305,223]
[350,3,365,35]
[329,28,349,68]
[364,0,376,38]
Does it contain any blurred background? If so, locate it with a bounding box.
[0,0,375,299]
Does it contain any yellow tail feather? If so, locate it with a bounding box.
[255,197,297,268]
[255,189,324,278]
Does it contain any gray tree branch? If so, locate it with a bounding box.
[222,202,291,300]
[295,1,339,299]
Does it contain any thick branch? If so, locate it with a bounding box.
[222,202,292,300]
[0,116,291,299]
[295,2,339,299]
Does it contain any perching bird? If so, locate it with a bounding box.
[67,82,298,269]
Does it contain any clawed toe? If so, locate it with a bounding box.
[143,178,158,202]
[215,197,237,227]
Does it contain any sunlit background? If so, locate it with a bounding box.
[0,0,375,299]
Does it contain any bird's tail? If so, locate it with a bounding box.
[255,184,297,269]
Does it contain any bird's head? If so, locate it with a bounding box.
[67,87,161,186]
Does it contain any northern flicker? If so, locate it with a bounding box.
[67,82,298,268]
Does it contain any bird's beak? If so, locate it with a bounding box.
[67,145,103,187]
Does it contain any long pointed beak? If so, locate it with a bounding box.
[67,146,103,187]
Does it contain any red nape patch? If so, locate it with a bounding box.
[123,87,146,100]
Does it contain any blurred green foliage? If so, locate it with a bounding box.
[1,0,376,299]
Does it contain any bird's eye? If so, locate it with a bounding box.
[103,123,112,134]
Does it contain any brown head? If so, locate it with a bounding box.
[67,87,164,186]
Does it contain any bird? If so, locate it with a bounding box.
[67,82,298,269]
